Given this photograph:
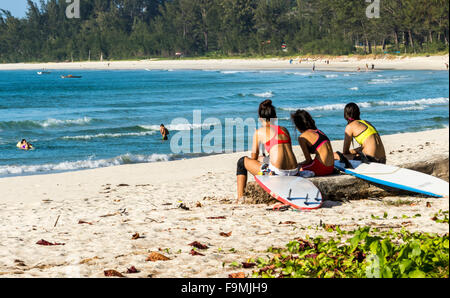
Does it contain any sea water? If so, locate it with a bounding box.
[0,69,448,177]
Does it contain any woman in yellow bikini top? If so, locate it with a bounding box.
[334,103,386,164]
[354,120,378,146]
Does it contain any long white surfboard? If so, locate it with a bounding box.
[255,176,323,210]
[335,160,449,198]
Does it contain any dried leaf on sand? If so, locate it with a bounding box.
[229,272,245,278]
[146,252,171,262]
[219,232,232,237]
[104,270,125,277]
[36,239,65,246]
[189,241,208,250]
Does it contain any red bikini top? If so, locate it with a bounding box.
[264,125,291,153]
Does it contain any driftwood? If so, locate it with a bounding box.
[244,154,449,204]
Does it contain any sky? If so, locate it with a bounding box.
[0,0,30,18]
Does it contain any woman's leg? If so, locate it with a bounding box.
[236,157,262,199]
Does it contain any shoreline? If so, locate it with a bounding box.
[0,128,448,204]
[0,126,448,182]
[0,55,449,71]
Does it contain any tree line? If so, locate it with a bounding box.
[0,0,448,63]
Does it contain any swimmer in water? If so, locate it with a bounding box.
[160,124,169,141]
[17,139,33,150]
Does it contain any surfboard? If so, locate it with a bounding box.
[254,175,323,210]
[334,160,449,198]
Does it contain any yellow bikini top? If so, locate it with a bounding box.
[354,120,378,145]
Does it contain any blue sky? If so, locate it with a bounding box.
[0,0,30,18]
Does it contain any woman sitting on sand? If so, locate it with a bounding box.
[334,102,386,164]
[236,100,298,200]
[291,110,335,176]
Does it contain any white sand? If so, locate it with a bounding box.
[0,55,449,72]
[0,128,448,278]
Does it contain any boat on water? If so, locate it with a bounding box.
[61,75,82,79]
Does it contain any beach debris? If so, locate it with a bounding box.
[78,220,93,225]
[79,257,101,265]
[104,270,125,277]
[228,272,245,278]
[146,252,171,262]
[279,221,296,225]
[36,239,65,246]
[100,208,127,218]
[178,203,190,211]
[127,266,139,274]
[131,233,144,240]
[196,202,202,208]
[189,241,208,250]
[219,232,232,237]
[117,184,130,187]
[206,216,226,220]
[242,262,256,269]
[426,202,432,208]
[190,249,205,256]
[53,215,61,228]
[14,260,26,267]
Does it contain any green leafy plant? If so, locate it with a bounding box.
[250,227,449,278]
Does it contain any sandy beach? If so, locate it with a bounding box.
[0,55,449,72]
[0,128,448,278]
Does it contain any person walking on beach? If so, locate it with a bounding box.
[291,110,335,176]
[334,103,386,164]
[236,100,298,201]
[160,124,169,141]
[312,63,316,72]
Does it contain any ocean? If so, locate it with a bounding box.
[0,68,448,177]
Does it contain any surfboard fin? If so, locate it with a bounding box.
[336,152,354,169]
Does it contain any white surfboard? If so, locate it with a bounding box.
[255,175,323,210]
[335,160,449,198]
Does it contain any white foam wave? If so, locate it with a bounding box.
[325,74,339,78]
[349,87,359,91]
[281,97,448,112]
[0,153,171,176]
[253,91,274,98]
[140,122,222,131]
[40,117,92,128]
[62,131,156,140]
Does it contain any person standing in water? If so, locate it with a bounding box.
[160,124,169,141]
[334,103,386,164]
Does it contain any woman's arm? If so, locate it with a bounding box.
[343,126,353,155]
[250,131,260,160]
[299,136,313,164]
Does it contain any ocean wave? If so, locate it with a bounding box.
[0,153,172,176]
[280,97,449,112]
[0,117,93,130]
[62,130,157,140]
[325,74,339,78]
[287,72,313,76]
[139,121,222,131]
[349,87,359,91]
[253,91,274,98]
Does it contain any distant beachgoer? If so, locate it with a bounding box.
[160,124,169,141]
[236,100,299,200]
[446,63,449,70]
[371,64,375,71]
[365,64,369,71]
[357,67,361,72]
[16,139,33,150]
[289,59,293,65]
[291,110,335,176]
[334,103,386,164]
[312,63,316,72]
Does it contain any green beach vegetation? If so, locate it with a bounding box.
[0,0,449,63]
[238,227,449,278]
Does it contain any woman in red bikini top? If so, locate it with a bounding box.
[236,100,298,200]
[291,110,335,176]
